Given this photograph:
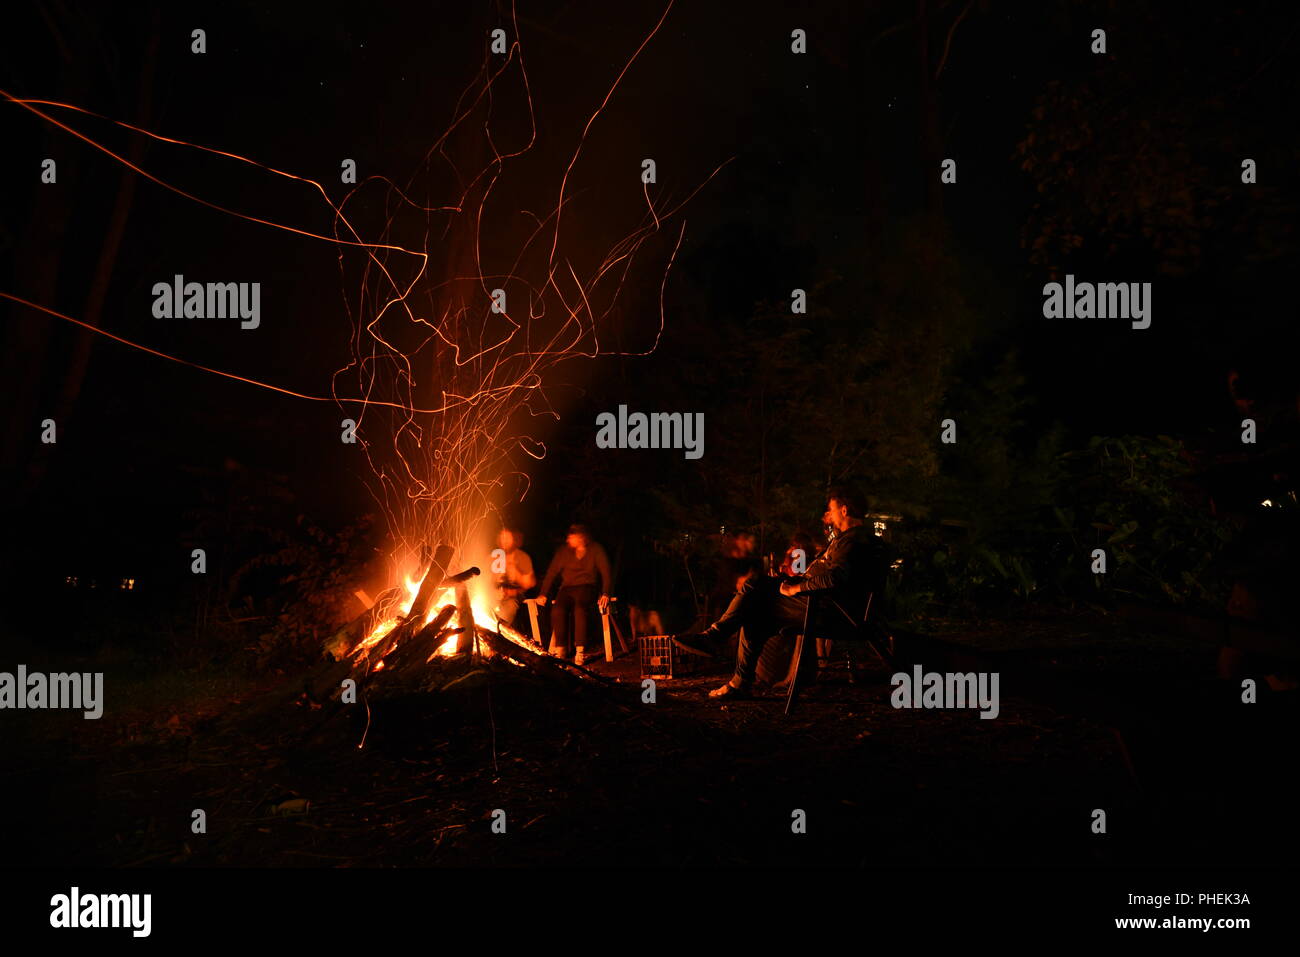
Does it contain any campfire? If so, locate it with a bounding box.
[307,541,583,708]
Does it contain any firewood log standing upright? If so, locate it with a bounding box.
[454,569,480,655]
[367,543,455,662]
[407,543,455,623]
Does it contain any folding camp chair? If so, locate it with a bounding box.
[784,592,896,715]
[524,596,632,662]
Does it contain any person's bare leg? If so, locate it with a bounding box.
[708,676,750,698]
[817,637,833,669]
[709,627,767,698]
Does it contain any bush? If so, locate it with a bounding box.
[227,514,375,669]
[1055,435,1233,610]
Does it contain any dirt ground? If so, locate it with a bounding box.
[4,607,1295,867]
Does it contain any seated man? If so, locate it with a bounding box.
[536,524,613,667]
[697,487,889,699]
[492,525,537,631]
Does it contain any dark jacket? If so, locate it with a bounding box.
[540,542,613,596]
[800,524,890,605]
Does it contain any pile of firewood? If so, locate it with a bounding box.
[302,541,597,705]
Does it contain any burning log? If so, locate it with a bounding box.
[476,625,608,684]
[406,543,455,623]
[309,604,387,697]
[477,625,565,674]
[454,568,481,655]
[303,548,605,709]
[322,608,377,661]
[370,619,414,664]
[355,562,479,676]
[369,561,479,664]
[439,567,479,587]
[415,604,458,645]
[380,606,457,673]
[369,561,467,664]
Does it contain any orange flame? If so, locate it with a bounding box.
[353,561,536,668]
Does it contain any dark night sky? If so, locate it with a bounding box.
[3,1,1298,590]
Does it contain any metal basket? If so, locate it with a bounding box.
[638,634,704,680]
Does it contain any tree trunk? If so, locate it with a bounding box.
[917,0,944,244]
[52,14,160,436]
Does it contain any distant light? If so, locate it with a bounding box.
[1262,499,1274,507]
[120,578,136,591]
[873,520,887,537]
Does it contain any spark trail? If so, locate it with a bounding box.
[2,1,730,626]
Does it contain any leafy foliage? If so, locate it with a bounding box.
[1057,435,1233,609]
[1013,3,1298,278]
[229,515,374,668]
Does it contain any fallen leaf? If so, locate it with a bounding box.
[271,798,310,816]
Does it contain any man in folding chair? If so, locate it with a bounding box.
[696,486,890,700]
